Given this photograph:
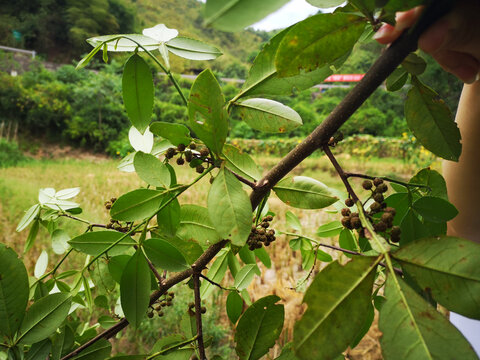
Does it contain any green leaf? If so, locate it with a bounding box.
[316,221,343,237]
[405,77,461,161]
[143,238,189,272]
[286,211,302,232]
[156,198,181,238]
[254,247,271,268]
[273,176,338,209]
[294,257,378,359]
[385,192,410,226]
[69,231,136,256]
[301,248,315,270]
[16,204,40,232]
[400,209,429,245]
[275,343,299,360]
[235,295,284,360]
[98,315,117,329]
[76,41,105,69]
[188,69,227,155]
[379,273,478,359]
[25,339,51,360]
[275,13,365,77]
[51,325,74,360]
[18,293,72,344]
[235,98,302,133]
[34,251,48,278]
[412,196,458,223]
[239,28,333,98]
[166,37,222,60]
[120,250,151,328]
[234,264,259,291]
[176,204,222,247]
[350,301,374,348]
[239,245,256,264]
[133,152,171,188]
[122,53,154,134]
[306,0,345,7]
[338,229,358,258]
[393,236,480,319]
[410,168,448,200]
[71,338,111,360]
[208,168,252,247]
[107,255,130,284]
[51,229,70,255]
[200,249,228,299]
[110,189,165,222]
[162,237,203,266]
[24,219,40,254]
[289,237,311,251]
[150,122,192,147]
[315,248,333,262]
[402,53,426,75]
[386,68,408,91]
[226,291,243,324]
[0,244,29,339]
[223,144,262,182]
[87,34,160,52]
[204,0,290,32]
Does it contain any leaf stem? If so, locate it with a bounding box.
[146,335,198,359]
[32,248,74,287]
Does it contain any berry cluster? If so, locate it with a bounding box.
[188,302,207,315]
[104,197,117,210]
[247,215,276,251]
[148,291,175,318]
[105,218,130,232]
[342,178,401,243]
[165,142,211,174]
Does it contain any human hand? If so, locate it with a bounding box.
[373,1,480,84]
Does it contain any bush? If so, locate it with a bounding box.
[0,139,26,168]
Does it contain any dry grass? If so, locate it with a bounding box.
[0,153,420,358]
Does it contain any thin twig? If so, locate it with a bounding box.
[345,172,430,190]
[59,213,106,228]
[193,273,206,360]
[199,273,229,291]
[323,145,360,203]
[226,168,257,189]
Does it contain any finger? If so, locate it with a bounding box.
[394,6,424,32]
[431,50,480,84]
[373,24,401,44]
[418,18,450,54]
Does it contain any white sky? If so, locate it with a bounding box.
[197,0,333,31]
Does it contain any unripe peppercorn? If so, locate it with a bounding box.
[362,180,373,190]
[373,178,383,186]
[345,198,354,207]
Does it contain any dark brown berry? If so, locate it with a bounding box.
[195,165,204,174]
[381,212,393,223]
[377,183,388,193]
[158,311,164,317]
[201,306,207,314]
[351,217,362,229]
[373,178,383,186]
[166,147,176,159]
[345,198,354,207]
[370,202,381,212]
[110,197,117,203]
[189,302,195,309]
[176,157,185,165]
[177,143,186,152]
[362,180,373,190]
[209,177,214,184]
[341,217,353,229]
[341,208,351,217]
[261,222,269,228]
[185,150,193,162]
[257,228,266,235]
[264,215,273,222]
[148,312,154,318]
[374,221,387,232]
[373,193,384,203]
[391,226,401,236]
[166,301,172,306]
[267,229,275,236]
[384,207,396,216]
[189,143,197,150]
[200,148,209,157]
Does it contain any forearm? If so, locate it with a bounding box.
[443,80,480,242]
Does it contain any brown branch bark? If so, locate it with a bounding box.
[62,2,450,358]
[193,273,206,360]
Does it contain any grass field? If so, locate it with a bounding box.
[0,153,431,358]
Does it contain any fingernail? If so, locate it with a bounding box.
[465,73,478,84]
[373,24,391,40]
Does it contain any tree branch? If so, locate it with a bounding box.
[323,145,360,203]
[344,172,430,190]
[226,168,257,189]
[199,273,229,291]
[249,0,452,210]
[193,273,206,360]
